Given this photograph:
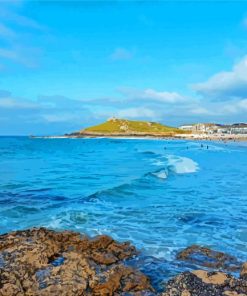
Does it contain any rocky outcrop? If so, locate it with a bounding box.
[162,270,247,296]
[176,245,241,272]
[0,228,153,295]
[0,228,246,296]
[240,262,247,280]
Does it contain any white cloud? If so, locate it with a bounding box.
[238,98,247,109]
[0,90,97,135]
[0,46,41,68]
[189,107,211,115]
[110,48,133,61]
[119,87,186,104]
[0,5,45,70]
[192,56,247,100]
[41,113,81,123]
[115,107,157,119]
[140,89,185,103]
[0,6,44,30]
[0,98,37,109]
[221,99,247,114]
[0,48,18,60]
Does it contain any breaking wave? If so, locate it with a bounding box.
[152,169,169,179]
[167,155,199,174]
[151,155,199,180]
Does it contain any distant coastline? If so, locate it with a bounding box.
[31,133,247,142]
[31,118,247,141]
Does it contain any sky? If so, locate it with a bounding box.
[0,0,247,135]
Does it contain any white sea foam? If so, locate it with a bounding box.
[152,169,168,179]
[167,155,199,174]
[45,217,63,229]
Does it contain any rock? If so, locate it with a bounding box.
[240,262,247,280]
[0,230,246,296]
[162,270,247,296]
[0,227,154,295]
[176,245,241,272]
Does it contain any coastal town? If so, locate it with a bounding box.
[179,123,247,135]
[178,122,247,141]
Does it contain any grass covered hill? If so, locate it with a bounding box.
[77,118,184,135]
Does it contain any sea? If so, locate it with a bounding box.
[0,136,247,290]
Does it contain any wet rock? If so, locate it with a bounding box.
[176,245,241,272]
[162,270,247,296]
[240,262,247,280]
[1,230,246,296]
[0,227,153,296]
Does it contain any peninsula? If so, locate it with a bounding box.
[66,117,186,138]
[34,118,247,141]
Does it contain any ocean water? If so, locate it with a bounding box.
[1,136,247,289]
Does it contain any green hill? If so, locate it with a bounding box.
[79,118,184,135]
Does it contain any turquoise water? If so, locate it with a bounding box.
[0,137,247,288]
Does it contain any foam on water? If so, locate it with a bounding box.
[152,169,168,179]
[167,155,199,174]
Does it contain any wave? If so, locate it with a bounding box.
[151,169,168,179]
[76,155,199,202]
[167,155,199,174]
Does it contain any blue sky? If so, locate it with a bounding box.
[0,0,247,135]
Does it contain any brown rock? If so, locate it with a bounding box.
[192,270,228,285]
[162,270,247,296]
[1,229,246,296]
[0,227,153,296]
[240,262,247,280]
[177,245,241,272]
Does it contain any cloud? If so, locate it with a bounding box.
[140,89,185,103]
[1,77,247,135]
[41,113,82,123]
[238,98,247,109]
[110,48,134,61]
[189,106,212,115]
[0,90,39,109]
[0,4,45,70]
[192,56,247,100]
[0,98,37,109]
[119,87,186,103]
[0,48,18,60]
[0,6,44,31]
[221,99,247,114]
[115,107,157,120]
[0,91,100,135]
[0,46,42,68]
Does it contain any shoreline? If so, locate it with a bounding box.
[31,133,247,142]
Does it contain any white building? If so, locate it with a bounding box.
[179,123,217,133]
[179,122,247,135]
[179,124,195,131]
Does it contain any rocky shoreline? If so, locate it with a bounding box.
[0,228,246,296]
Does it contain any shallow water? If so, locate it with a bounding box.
[0,137,247,288]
